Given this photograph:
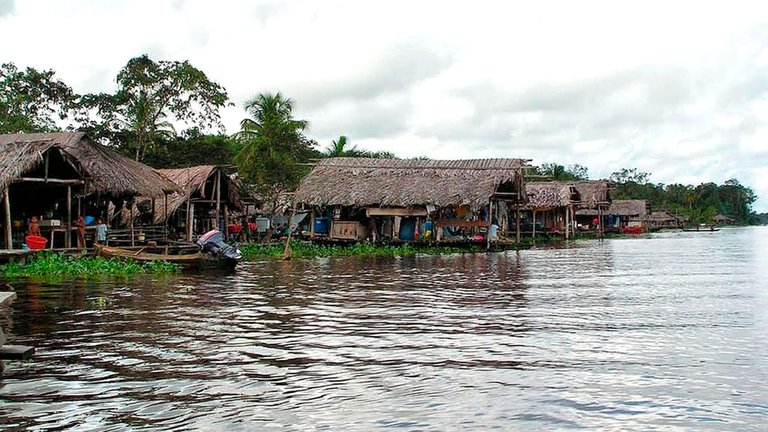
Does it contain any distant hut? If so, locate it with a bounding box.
[0,132,178,249]
[294,157,529,243]
[599,199,649,232]
[525,180,611,238]
[713,213,735,225]
[152,165,243,241]
[644,210,685,230]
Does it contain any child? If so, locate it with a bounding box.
[27,216,41,237]
[76,215,87,249]
[95,218,108,244]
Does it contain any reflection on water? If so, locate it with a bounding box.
[1,227,767,430]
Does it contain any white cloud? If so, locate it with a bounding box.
[2,0,768,210]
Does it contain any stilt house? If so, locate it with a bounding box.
[293,157,529,243]
[0,133,178,250]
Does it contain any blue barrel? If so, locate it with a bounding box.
[314,217,330,234]
[399,218,416,241]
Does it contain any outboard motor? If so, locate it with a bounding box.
[197,230,242,260]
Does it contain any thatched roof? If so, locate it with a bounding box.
[0,138,76,191]
[645,211,684,223]
[294,157,527,210]
[0,133,179,197]
[574,180,611,209]
[524,182,574,209]
[607,200,649,216]
[524,180,611,211]
[148,165,243,223]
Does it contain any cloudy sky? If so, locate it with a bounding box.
[2,0,767,210]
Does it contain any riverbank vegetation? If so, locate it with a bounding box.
[0,252,180,278]
[240,241,493,260]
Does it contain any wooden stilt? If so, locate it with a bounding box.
[130,200,134,247]
[215,170,221,231]
[532,210,537,239]
[65,186,72,248]
[187,202,195,241]
[3,187,12,250]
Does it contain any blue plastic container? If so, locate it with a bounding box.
[84,216,96,225]
[314,217,330,234]
[399,218,416,241]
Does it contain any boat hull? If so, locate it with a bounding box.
[94,244,238,271]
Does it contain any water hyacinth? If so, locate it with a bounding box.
[0,251,181,278]
[239,240,488,260]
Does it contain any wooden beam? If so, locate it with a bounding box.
[366,207,428,217]
[434,219,491,228]
[215,170,221,231]
[13,177,84,185]
[0,344,35,360]
[3,187,12,250]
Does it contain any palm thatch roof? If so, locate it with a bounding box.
[607,199,649,216]
[147,165,243,223]
[524,182,574,210]
[0,133,179,197]
[0,138,79,191]
[523,180,611,211]
[574,180,611,209]
[294,157,527,210]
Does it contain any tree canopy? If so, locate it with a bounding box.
[0,62,77,133]
[78,54,230,161]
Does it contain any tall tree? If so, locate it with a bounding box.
[235,92,315,222]
[537,163,589,181]
[0,62,77,133]
[79,54,230,161]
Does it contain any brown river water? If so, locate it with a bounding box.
[0,227,767,431]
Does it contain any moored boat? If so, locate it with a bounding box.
[95,230,241,271]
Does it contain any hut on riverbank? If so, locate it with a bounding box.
[0,133,178,250]
[523,180,611,238]
[294,157,530,243]
[146,165,243,241]
[579,199,649,232]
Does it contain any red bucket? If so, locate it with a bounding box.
[26,235,48,250]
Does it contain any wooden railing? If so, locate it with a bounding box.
[106,225,168,246]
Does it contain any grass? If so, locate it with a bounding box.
[0,251,181,278]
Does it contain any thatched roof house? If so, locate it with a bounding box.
[523,182,575,210]
[295,157,528,210]
[148,165,243,224]
[0,133,178,198]
[574,180,611,209]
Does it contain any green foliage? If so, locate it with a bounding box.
[142,129,240,168]
[77,54,230,161]
[0,252,180,278]
[536,163,589,181]
[235,92,316,215]
[321,135,397,158]
[239,241,485,260]
[609,168,758,224]
[0,62,78,133]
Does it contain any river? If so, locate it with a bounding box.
[1,227,766,431]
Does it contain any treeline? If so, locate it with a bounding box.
[534,164,759,225]
[1,57,761,225]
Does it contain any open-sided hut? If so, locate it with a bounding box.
[0,132,179,250]
[586,199,649,232]
[151,165,243,241]
[294,157,529,243]
[523,180,611,238]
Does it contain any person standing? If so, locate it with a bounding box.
[95,218,108,244]
[76,215,87,249]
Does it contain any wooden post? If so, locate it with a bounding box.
[309,210,316,238]
[515,204,521,243]
[223,204,229,240]
[215,170,221,231]
[65,185,72,248]
[187,202,195,242]
[164,193,169,237]
[486,198,493,250]
[129,200,135,247]
[3,187,12,251]
[532,210,537,239]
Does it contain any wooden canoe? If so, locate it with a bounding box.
[94,244,237,271]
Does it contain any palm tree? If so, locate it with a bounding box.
[119,92,177,161]
[235,92,309,165]
[323,135,371,157]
